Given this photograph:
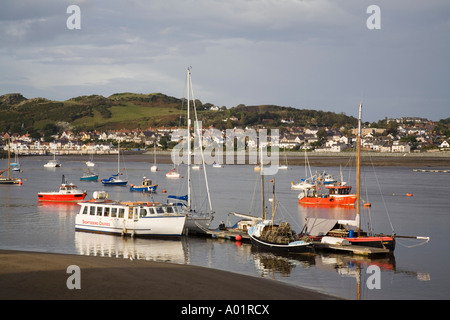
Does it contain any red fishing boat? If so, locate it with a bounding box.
[38,175,87,202]
[298,184,357,206]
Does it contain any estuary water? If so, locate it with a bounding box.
[1,155,449,300]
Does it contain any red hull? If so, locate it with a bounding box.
[346,236,396,251]
[37,193,86,202]
[298,194,357,206]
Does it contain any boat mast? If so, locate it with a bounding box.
[187,68,191,210]
[260,146,266,220]
[7,136,11,179]
[356,103,362,236]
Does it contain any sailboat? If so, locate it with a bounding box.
[86,150,95,167]
[101,143,128,186]
[0,137,23,185]
[302,103,396,251]
[150,142,158,172]
[44,153,62,167]
[278,147,288,170]
[168,68,214,234]
[11,150,21,172]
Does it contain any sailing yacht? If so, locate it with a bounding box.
[168,68,214,234]
[102,143,128,186]
[0,137,23,185]
[44,153,62,167]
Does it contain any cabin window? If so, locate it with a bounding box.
[139,208,147,218]
[148,207,156,215]
[104,207,110,217]
[155,207,164,214]
[118,208,125,218]
[128,210,133,220]
[97,207,103,217]
[89,206,96,215]
[166,206,174,213]
[111,208,117,218]
[82,206,88,215]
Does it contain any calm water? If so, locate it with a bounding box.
[1,155,449,300]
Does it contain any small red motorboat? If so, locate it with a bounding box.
[38,175,87,202]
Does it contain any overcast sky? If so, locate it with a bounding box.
[1,0,449,122]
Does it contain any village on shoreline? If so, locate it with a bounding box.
[2,115,450,157]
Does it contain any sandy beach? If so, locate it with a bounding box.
[0,250,339,300]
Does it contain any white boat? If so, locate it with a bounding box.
[150,143,158,172]
[166,168,180,179]
[168,68,214,234]
[75,191,186,238]
[44,154,62,167]
[86,160,95,167]
[212,162,223,168]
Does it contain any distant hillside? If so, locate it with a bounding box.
[0,92,358,133]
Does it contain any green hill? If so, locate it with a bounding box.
[0,92,358,133]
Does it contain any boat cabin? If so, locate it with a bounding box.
[326,185,352,195]
[78,202,181,220]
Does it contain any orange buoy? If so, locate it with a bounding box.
[162,189,167,193]
[235,235,242,241]
[364,202,372,207]
[406,193,413,197]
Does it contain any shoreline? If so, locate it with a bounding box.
[0,249,340,300]
[21,151,450,167]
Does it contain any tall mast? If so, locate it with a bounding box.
[356,103,362,235]
[186,68,191,210]
[260,146,265,220]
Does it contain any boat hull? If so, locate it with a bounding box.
[298,194,357,206]
[80,175,98,181]
[0,178,22,185]
[130,185,158,192]
[346,236,396,251]
[249,235,315,253]
[102,179,127,185]
[75,214,186,238]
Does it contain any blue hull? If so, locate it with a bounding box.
[130,185,158,192]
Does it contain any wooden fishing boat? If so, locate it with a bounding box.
[301,104,396,252]
[38,175,86,202]
[248,176,314,253]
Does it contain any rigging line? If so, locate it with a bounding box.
[368,153,395,233]
[249,171,259,215]
[397,238,430,248]
[189,69,213,212]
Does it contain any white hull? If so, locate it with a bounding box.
[76,201,186,237]
[184,215,212,234]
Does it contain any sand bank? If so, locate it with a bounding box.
[0,250,339,300]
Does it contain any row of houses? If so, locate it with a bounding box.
[2,121,449,154]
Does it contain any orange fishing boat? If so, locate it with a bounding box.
[298,184,357,206]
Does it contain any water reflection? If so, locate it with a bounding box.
[74,232,189,264]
